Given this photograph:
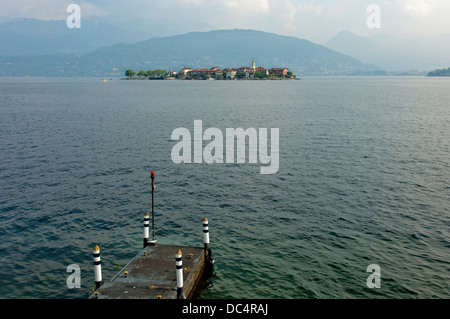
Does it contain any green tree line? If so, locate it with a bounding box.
[427,67,450,76]
[125,69,167,79]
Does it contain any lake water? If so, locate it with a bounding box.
[0,77,448,299]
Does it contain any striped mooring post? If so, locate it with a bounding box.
[203,218,210,250]
[93,245,102,290]
[203,218,214,270]
[143,212,150,248]
[175,249,186,299]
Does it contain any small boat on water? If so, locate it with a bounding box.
[101,78,108,82]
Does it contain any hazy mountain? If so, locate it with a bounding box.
[0,17,13,24]
[325,31,450,72]
[113,17,217,37]
[0,29,381,77]
[0,17,155,56]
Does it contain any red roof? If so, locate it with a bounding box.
[190,68,223,73]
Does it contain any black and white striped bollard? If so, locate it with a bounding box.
[175,249,185,299]
[143,212,150,247]
[203,218,210,250]
[93,245,102,290]
[203,218,214,269]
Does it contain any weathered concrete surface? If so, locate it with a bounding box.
[89,244,205,299]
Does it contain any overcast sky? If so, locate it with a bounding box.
[1,0,449,42]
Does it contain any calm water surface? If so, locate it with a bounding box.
[0,77,448,299]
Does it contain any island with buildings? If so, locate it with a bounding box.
[123,59,297,80]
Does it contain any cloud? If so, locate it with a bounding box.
[390,0,450,36]
[0,0,108,20]
[183,0,207,5]
[395,0,450,17]
[282,1,324,30]
[401,0,434,16]
[0,0,449,39]
[224,0,270,14]
[79,2,108,18]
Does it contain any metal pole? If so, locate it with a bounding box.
[150,170,157,245]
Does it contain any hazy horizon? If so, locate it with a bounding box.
[1,0,449,43]
[1,1,449,73]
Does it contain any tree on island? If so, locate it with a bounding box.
[147,69,167,78]
[254,71,268,79]
[427,67,450,76]
[124,68,168,79]
[137,70,147,78]
[125,69,136,79]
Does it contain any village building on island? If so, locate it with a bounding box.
[178,59,294,80]
[124,59,296,80]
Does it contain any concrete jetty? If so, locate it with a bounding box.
[88,171,214,299]
[89,244,209,299]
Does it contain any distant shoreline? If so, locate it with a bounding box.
[121,77,300,81]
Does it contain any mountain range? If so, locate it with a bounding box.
[0,17,154,56]
[0,28,380,77]
[0,17,449,76]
